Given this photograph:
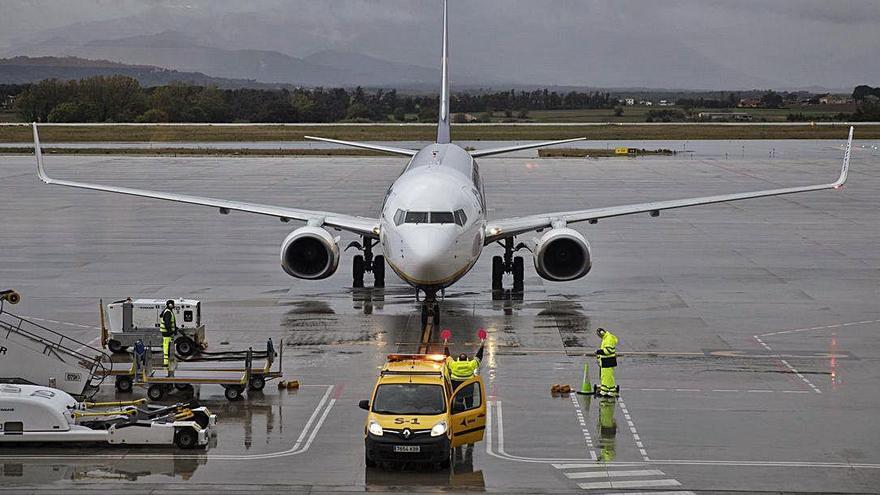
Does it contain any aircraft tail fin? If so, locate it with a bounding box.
[436,0,451,144]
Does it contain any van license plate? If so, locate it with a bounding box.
[394,445,420,453]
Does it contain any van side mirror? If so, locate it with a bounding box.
[358,400,370,411]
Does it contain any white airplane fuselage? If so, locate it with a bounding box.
[379,143,486,291]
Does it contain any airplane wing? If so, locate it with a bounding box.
[485,127,853,244]
[32,124,380,238]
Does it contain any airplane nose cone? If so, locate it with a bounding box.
[402,229,462,285]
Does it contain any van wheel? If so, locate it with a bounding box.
[174,427,198,449]
[108,339,127,354]
[115,376,133,393]
[439,456,451,470]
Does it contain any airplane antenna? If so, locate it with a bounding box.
[436,0,451,144]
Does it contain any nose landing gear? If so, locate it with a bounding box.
[348,236,385,288]
[492,237,525,294]
[418,290,441,328]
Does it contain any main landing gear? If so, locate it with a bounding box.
[492,237,525,294]
[348,236,385,288]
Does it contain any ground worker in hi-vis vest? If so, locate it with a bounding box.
[442,328,487,390]
[595,327,619,397]
[159,300,177,367]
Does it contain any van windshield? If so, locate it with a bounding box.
[372,384,445,415]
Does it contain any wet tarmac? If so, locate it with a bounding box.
[1,147,879,493]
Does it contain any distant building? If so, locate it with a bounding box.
[1,95,16,110]
[738,98,762,108]
[658,99,672,106]
[645,101,653,106]
[698,112,753,121]
[818,95,854,105]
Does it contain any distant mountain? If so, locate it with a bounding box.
[9,31,446,88]
[0,56,279,88]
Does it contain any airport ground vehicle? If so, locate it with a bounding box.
[0,384,215,449]
[359,354,486,469]
[106,340,282,402]
[102,298,207,357]
[1,299,109,398]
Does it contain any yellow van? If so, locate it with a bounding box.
[358,354,487,468]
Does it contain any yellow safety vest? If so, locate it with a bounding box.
[447,357,480,382]
[159,308,176,337]
[598,331,618,367]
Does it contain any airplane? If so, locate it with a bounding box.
[33,0,853,327]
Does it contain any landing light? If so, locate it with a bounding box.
[488,227,501,236]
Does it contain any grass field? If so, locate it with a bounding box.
[0,123,869,143]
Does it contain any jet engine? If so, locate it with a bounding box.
[280,227,340,279]
[533,228,592,281]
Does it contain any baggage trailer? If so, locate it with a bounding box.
[108,341,282,401]
[0,384,216,449]
[102,298,207,357]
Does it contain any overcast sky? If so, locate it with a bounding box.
[1,0,877,89]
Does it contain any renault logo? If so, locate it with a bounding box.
[402,428,412,439]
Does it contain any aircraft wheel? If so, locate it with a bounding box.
[373,256,385,288]
[353,255,365,288]
[512,256,525,292]
[492,256,504,291]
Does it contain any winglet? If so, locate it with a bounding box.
[33,123,52,184]
[833,126,853,188]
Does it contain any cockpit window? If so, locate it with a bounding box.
[454,209,467,227]
[398,211,461,225]
[430,212,455,224]
[404,211,429,224]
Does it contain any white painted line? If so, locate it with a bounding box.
[565,469,665,479]
[752,335,822,394]
[488,402,597,463]
[553,463,607,470]
[746,389,774,393]
[577,479,681,490]
[617,398,650,462]
[674,388,699,392]
[599,492,695,495]
[759,318,880,337]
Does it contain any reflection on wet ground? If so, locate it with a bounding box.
[1,153,880,492]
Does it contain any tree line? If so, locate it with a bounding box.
[9,76,614,123]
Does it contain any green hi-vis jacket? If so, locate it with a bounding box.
[597,331,618,368]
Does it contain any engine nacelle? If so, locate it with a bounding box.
[280,227,340,280]
[533,228,592,282]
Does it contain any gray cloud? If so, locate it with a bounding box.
[1,0,877,89]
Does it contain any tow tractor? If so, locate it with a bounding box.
[0,384,216,449]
